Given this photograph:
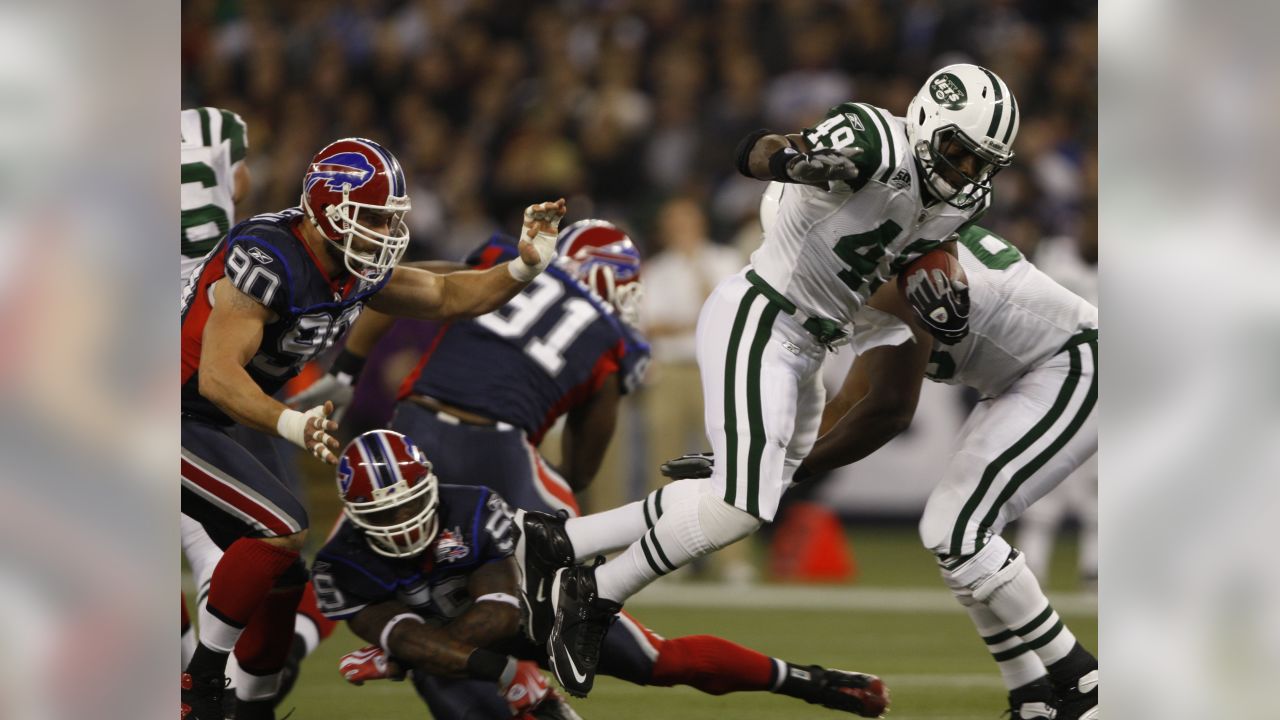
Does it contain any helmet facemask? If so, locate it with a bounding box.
[317,188,410,284]
[344,468,440,559]
[915,125,1010,210]
[581,262,644,328]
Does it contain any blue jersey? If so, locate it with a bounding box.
[181,208,388,424]
[399,234,650,443]
[310,484,517,622]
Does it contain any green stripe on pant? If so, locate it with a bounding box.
[976,340,1098,548]
[722,289,761,507]
[948,345,1085,557]
[743,302,781,517]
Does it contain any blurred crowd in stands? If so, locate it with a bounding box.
[182,0,1096,264]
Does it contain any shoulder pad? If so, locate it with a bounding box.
[803,102,904,191]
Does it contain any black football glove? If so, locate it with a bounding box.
[659,452,715,480]
[782,664,890,718]
[900,265,970,344]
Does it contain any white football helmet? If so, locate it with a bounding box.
[906,64,1019,209]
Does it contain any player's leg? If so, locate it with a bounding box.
[597,610,888,716]
[547,277,821,695]
[180,419,309,720]
[921,339,1098,719]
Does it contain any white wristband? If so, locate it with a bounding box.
[380,613,426,654]
[507,258,539,282]
[276,408,308,448]
[473,592,522,610]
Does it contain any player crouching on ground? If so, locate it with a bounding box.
[316,430,890,719]
[312,429,580,719]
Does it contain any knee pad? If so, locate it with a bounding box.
[645,478,711,530]
[697,494,762,551]
[938,535,1021,600]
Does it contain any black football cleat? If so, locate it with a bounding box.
[1009,676,1059,719]
[515,509,576,644]
[1053,669,1098,720]
[779,664,889,717]
[546,562,620,698]
[181,672,228,720]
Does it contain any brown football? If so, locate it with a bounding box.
[898,248,963,294]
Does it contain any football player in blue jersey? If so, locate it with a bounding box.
[180,135,568,720]
[318,429,889,719]
[285,223,890,717]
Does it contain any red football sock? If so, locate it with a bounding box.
[296,580,339,642]
[205,538,300,633]
[235,582,306,675]
[651,635,777,695]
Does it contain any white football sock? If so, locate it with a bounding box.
[977,554,1078,667]
[565,479,707,561]
[958,594,1048,690]
[594,491,759,603]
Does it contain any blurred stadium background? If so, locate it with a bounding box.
[182,1,1097,718]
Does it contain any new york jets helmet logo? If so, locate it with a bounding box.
[931,73,968,110]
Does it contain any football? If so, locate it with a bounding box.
[898,248,963,295]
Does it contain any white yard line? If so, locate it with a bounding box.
[628,582,1098,616]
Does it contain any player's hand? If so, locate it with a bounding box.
[277,401,341,464]
[501,660,550,716]
[511,199,567,281]
[786,147,864,185]
[900,265,971,344]
[660,452,715,480]
[285,373,355,423]
[338,645,406,686]
[813,668,890,718]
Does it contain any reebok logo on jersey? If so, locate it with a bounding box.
[246,247,274,264]
[844,113,865,132]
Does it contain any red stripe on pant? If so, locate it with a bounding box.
[182,457,295,536]
[530,447,581,516]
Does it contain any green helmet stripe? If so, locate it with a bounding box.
[978,66,1005,141]
[859,104,898,183]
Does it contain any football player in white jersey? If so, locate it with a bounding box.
[181,107,251,283]
[542,63,1022,697]
[797,223,1098,720]
[655,219,1098,718]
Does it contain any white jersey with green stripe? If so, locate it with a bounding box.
[926,227,1098,397]
[181,107,247,282]
[750,101,987,330]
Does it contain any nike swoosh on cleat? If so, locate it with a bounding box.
[562,653,589,685]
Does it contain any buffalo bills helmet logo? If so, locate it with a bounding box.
[305,151,377,194]
[337,455,355,496]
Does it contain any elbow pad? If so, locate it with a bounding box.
[734,128,775,178]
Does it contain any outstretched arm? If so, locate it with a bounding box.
[367,199,565,321]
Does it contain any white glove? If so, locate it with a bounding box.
[510,199,567,282]
[277,401,340,464]
[284,373,355,424]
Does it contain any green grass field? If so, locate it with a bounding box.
[270,525,1096,719]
